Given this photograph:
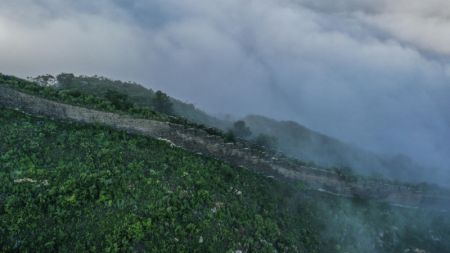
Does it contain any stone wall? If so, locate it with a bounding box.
[1,86,449,210]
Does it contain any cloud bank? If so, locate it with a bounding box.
[1,0,450,184]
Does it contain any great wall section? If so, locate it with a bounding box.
[1,86,449,211]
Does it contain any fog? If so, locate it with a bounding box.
[1,0,450,185]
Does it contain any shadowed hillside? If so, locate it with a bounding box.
[1,73,450,253]
[242,115,441,185]
[32,73,228,129]
[29,74,444,186]
[0,97,449,253]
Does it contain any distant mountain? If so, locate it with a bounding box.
[242,115,437,184]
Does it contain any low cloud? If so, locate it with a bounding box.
[1,0,449,184]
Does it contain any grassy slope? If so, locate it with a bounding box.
[1,74,450,252]
[33,73,439,185]
[1,109,449,253]
[53,74,227,129]
[0,108,318,253]
[0,73,225,137]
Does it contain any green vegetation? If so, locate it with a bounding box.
[333,166,358,183]
[0,108,319,252]
[229,121,278,150]
[230,120,252,139]
[1,108,449,253]
[104,89,133,111]
[252,134,278,151]
[0,73,225,137]
[1,73,450,252]
[153,90,174,115]
[311,194,450,253]
[224,130,236,143]
[0,73,162,120]
[242,115,438,184]
[52,73,226,128]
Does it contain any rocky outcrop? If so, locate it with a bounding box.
[1,86,449,210]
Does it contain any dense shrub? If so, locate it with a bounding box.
[2,74,450,253]
[231,121,252,139]
[0,108,319,252]
[153,90,174,115]
[0,74,225,138]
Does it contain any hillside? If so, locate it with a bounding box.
[2,105,450,253]
[0,107,319,252]
[3,79,450,209]
[242,115,438,184]
[1,73,450,252]
[31,74,228,129]
[30,73,440,186]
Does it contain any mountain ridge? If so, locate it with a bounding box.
[242,114,438,184]
[28,73,438,186]
[1,85,449,211]
[2,74,450,252]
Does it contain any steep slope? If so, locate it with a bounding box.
[1,102,450,253]
[243,115,436,184]
[0,108,318,252]
[30,74,436,185]
[1,75,450,252]
[48,73,228,129]
[2,85,450,210]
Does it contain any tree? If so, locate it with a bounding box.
[224,130,236,143]
[104,89,133,111]
[232,120,252,139]
[253,134,277,150]
[153,90,174,115]
[56,73,75,85]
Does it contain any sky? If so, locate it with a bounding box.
[1,0,450,183]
